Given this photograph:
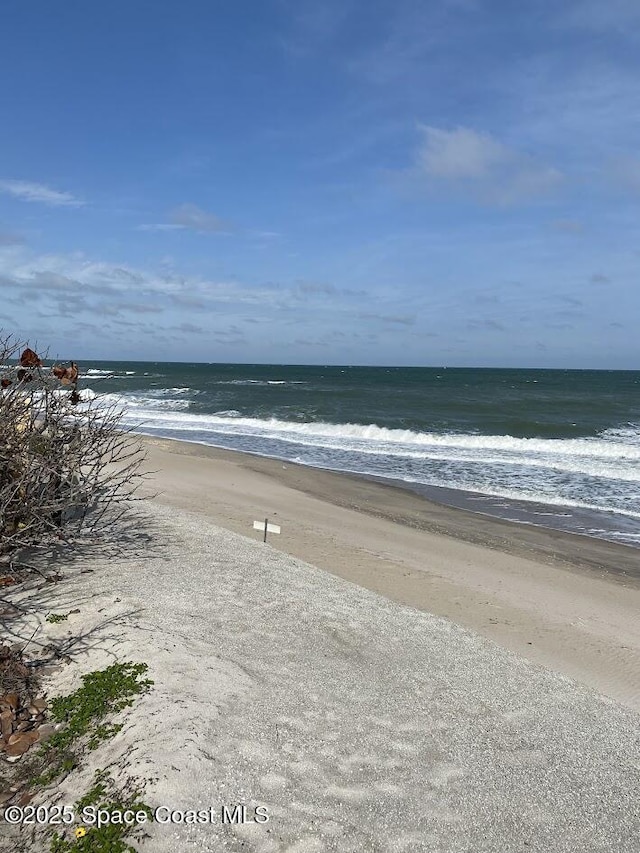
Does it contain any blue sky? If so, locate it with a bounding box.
[0,0,638,367]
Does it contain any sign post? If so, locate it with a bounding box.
[252,518,281,543]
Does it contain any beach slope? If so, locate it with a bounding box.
[139,438,640,713]
[19,499,639,853]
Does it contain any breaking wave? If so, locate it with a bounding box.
[82,386,640,531]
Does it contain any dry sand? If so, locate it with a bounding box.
[4,436,640,852]
[5,501,640,853]
[139,437,640,714]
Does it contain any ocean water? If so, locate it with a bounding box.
[81,362,640,548]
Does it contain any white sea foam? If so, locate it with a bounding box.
[85,368,138,378]
[111,406,640,463]
[91,389,640,524]
[83,389,189,411]
[144,387,192,396]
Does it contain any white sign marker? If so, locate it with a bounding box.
[253,518,281,542]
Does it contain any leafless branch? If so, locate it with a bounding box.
[0,332,147,567]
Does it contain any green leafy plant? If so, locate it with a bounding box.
[50,769,153,853]
[36,662,152,784]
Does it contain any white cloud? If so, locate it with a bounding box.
[419,126,507,180]
[416,125,563,204]
[0,179,83,207]
[0,245,276,306]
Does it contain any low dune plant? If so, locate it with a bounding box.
[35,662,153,785]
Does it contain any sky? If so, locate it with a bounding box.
[0,0,639,368]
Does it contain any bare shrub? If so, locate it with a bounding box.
[0,332,145,566]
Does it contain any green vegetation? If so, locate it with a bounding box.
[50,769,153,853]
[35,663,152,785]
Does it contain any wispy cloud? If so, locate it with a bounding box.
[357,311,415,326]
[292,279,366,300]
[0,179,83,207]
[0,231,23,246]
[0,246,282,309]
[136,223,185,232]
[496,52,640,161]
[167,321,206,334]
[561,0,640,34]
[136,204,231,235]
[293,329,361,348]
[416,126,563,205]
[467,318,507,332]
[295,280,337,296]
[419,126,508,180]
[346,1,478,85]
[123,303,164,314]
[170,203,230,233]
[171,293,207,309]
[249,230,282,240]
[280,0,353,57]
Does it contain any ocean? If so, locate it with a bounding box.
[81,362,640,548]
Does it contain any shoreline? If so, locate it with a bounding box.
[138,436,640,713]
[131,427,640,554]
[139,434,640,581]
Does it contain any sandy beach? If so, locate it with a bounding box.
[139,437,640,714]
[4,494,638,852]
[4,435,640,852]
